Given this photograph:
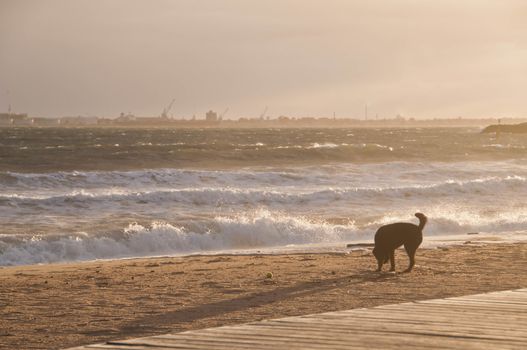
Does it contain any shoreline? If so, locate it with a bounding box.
[2,230,525,268]
[1,242,526,349]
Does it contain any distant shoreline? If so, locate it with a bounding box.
[2,113,526,129]
[0,123,494,129]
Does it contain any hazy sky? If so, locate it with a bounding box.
[1,0,526,119]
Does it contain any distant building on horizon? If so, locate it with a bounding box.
[59,116,98,125]
[205,110,218,122]
[115,113,136,123]
[32,117,60,126]
[0,112,30,126]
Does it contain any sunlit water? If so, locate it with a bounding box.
[1,127,527,265]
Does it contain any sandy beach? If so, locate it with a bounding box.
[0,242,525,349]
[4,2,527,349]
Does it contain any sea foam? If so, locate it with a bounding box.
[0,210,357,266]
[2,206,527,266]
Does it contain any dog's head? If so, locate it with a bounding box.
[372,247,388,264]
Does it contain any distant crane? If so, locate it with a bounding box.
[161,98,176,118]
[5,89,11,113]
[220,107,229,120]
[259,106,268,120]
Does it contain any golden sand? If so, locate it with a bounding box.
[1,243,526,349]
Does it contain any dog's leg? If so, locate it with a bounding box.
[403,244,417,273]
[376,259,383,272]
[389,251,395,271]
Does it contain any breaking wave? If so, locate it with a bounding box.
[1,206,527,266]
[2,175,525,208]
[0,210,358,266]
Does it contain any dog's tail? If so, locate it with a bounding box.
[415,212,427,232]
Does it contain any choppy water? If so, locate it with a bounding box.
[1,127,527,265]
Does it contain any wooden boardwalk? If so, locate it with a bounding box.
[68,288,527,350]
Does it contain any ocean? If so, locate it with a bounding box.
[1,126,527,266]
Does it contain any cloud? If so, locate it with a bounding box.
[0,0,526,117]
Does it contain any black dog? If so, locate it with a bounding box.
[372,213,427,273]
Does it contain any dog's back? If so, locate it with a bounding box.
[374,222,422,250]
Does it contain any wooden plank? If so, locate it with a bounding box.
[97,330,521,350]
[83,345,174,350]
[352,307,527,320]
[377,302,527,314]
[198,324,527,345]
[140,331,508,350]
[147,335,362,350]
[448,296,527,303]
[126,334,369,350]
[251,320,527,341]
[299,315,527,331]
[121,337,275,350]
[66,288,527,350]
[316,310,527,325]
[253,319,527,339]
[313,308,527,320]
[263,316,527,334]
[424,297,527,305]
[310,306,527,320]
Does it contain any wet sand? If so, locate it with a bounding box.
[1,243,526,350]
